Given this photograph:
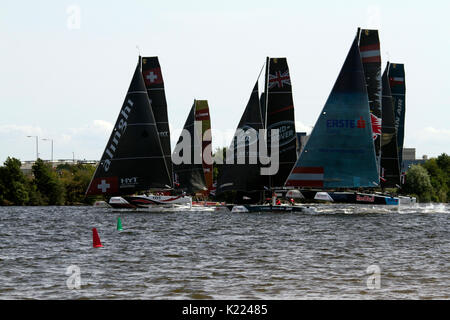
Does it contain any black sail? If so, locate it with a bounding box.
[216,81,267,194]
[265,57,298,188]
[388,63,406,170]
[86,57,171,196]
[380,62,401,188]
[285,35,379,189]
[358,29,382,173]
[141,57,173,187]
[172,101,207,194]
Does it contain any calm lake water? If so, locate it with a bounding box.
[0,204,449,300]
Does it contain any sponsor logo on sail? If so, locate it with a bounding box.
[326,117,366,129]
[394,99,404,129]
[102,99,133,172]
[120,177,138,188]
[267,121,295,147]
[370,113,382,140]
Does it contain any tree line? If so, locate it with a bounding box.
[0,153,449,206]
[0,157,100,206]
[401,153,450,203]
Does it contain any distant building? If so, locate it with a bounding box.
[402,148,427,172]
[20,159,99,176]
[402,148,416,161]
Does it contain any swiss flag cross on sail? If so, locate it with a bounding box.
[86,177,119,195]
[143,68,163,86]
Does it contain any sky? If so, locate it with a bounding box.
[0,0,449,163]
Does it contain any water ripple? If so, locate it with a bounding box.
[0,204,448,299]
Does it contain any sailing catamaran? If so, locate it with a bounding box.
[385,62,416,205]
[284,30,401,205]
[216,78,267,203]
[85,56,192,209]
[216,57,304,212]
[380,62,401,189]
[172,99,214,197]
[358,29,382,173]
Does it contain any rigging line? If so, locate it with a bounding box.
[256,61,266,82]
[356,27,361,46]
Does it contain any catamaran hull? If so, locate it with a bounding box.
[109,195,192,209]
[300,191,400,205]
[399,196,417,206]
[330,192,399,205]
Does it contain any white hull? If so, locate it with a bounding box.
[109,194,192,209]
[399,196,417,206]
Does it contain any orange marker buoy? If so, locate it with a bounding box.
[92,228,103,248]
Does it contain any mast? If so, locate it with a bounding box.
[86,56,171,196]
[285,34,379,189]
[380,62,401,188]
[263,57,270,131]
[263,57,270,191]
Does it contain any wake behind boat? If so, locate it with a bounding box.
[226,204,306,213]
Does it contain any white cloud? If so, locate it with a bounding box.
[296,121,313,135]
[93,120,114,134]
[0,121,114,162]
[409,126,450,157]
[0,124,44,136]
[412,127,450,144]
[65,120,113,138]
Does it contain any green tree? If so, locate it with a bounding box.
[422,159,447,202]
[58,163,97,205]
[0,157,29,205]
[26,180,46,206]
[403,165,433,202]
[212,147,226,181]
[0,166,6,205]
[32,159,65,205]
[436,153,450,201]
